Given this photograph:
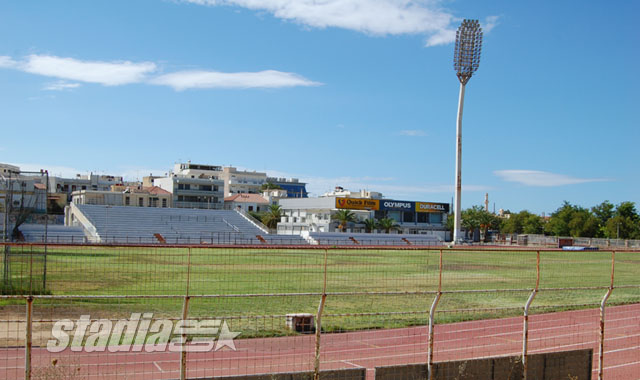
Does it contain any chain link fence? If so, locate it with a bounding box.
[0,243,638,379]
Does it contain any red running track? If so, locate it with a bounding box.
[1,303,638,379]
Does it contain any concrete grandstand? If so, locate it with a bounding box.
[8,205,444,246]
[67,204,308,245]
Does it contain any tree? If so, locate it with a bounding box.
[500,210,543,235]
[377,217,399,234]
[444,213,454,240]
[592,201,615,237]
[363,218,377,233]
[460,206,499,241]
[545,201,599,237]
[260,182,282,191]
[261,204,282,229]
[521,212,544,234]
[603,202,640,239]
[460,207,480,240]
[461,206,499,242]
[592,201,615,226]
[477,209,499,242]
[332,210,357,232]
[615,201,639,222]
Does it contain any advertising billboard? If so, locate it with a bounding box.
[379,200,415,211]
[415,202,450,213]
[335,197,380,210]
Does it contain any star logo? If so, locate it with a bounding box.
[214,321,240,351]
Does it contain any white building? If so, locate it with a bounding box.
[49,173,124,202]
[71,185,172,208]
[0,163,20,177]
[220,167,267,197]
[152,163,224,209]
[224,193,270,213]
[0,164,48,214]
[277,197,371,235]
[321,187,383,199]
[277,192,450,239]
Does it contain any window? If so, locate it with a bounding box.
[125,197,130,206]
[429,213,443,224]
[403,211,414,223]
[138,198,143,207]
[417,213,428,223]
[201,185,212,191]
[248,206,254,211]
[162,199,167,208]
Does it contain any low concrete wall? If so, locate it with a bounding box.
[375,349,592,380]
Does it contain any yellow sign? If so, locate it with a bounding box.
[335,197,380,211]
[415,202,449,213]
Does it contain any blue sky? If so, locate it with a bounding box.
[1,0,638,215]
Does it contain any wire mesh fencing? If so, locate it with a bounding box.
[0,244,638,380]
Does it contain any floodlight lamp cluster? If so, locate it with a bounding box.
[453,19,483,85]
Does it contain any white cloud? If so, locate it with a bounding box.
[399,129,427,137]
[0,54,318,90]
[186,0,454,37]
[22,55,157,86]
[0,56,18,68]
[425,15,500,47]
[151,69,321,90]
[483,15,500,33]
[185,1,499,47]
[43,81,81,91]
[494,170,609,187]
[425,28,456,47]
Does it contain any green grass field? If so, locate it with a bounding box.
[1,245,638,336]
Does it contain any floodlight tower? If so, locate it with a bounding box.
[453,19,482,244]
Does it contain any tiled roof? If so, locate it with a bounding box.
[224,193,269,204]
[144,186,171,195]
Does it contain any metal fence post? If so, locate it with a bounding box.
[427,249,443,380]
[181,247,192,380]
[522,250,540,380]
[598,250,615,380]
[25,296,33,380]
[314,249,328,380]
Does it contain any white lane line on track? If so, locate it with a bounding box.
[153,361,164,372]
[341,360,364,368]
